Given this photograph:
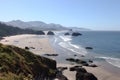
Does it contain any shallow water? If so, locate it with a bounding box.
[49,31,120,69]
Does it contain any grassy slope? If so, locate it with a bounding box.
[0,43,56,80]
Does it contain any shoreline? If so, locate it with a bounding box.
[0,34,55,55]
[0,34,120,80]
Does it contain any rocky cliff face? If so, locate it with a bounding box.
[0,43,56,80]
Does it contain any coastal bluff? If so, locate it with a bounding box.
[0,43,56,80]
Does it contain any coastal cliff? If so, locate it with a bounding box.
[0,43,56,80]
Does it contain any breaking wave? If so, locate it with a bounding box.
[98,57,120,68]
[58,36,87,55]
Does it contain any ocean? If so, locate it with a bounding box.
[50,31,120,69]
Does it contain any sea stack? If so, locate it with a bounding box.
[47,31,55,35]
[64,32,70,35]
[72,32,82,36]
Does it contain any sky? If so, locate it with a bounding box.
[0,0,120,30]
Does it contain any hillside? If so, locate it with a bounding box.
[0,23,45,38]
[0,43,56,80]
[2,20,91,31]
[3,20,68,31]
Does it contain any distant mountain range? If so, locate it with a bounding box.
[2,20,91,31]
[3,20,67,31]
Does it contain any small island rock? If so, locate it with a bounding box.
[64,32,70,35]
[47,31,55,35]
[85,47,93,49]
[72,32,82,36]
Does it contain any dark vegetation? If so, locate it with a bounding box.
[0,23,45,37]
[0,43,56,80]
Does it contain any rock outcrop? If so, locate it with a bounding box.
[56,67,68,80]
[47,31,55,35]
[64,32,70,35]
[85,47,93,49]
[66,58,89,66]
[25,46,29,50]
[44,54,58,56]
[66,58,98,68]
[72,32,82,36]
[88,64,98,67]
[84,73,98,80]
[70,67,98,80]
[76,72,98,80]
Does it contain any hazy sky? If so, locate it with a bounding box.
[0,0,120,30]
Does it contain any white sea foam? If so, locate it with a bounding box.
[69,42,80,49]
[54,37,57,43]
[57,35,87,55]
[59,36,72,42]
[58,42,87,55]
[98,57,120,68]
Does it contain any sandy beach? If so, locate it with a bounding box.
[0,34,55,55]
[0,34,120,80]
